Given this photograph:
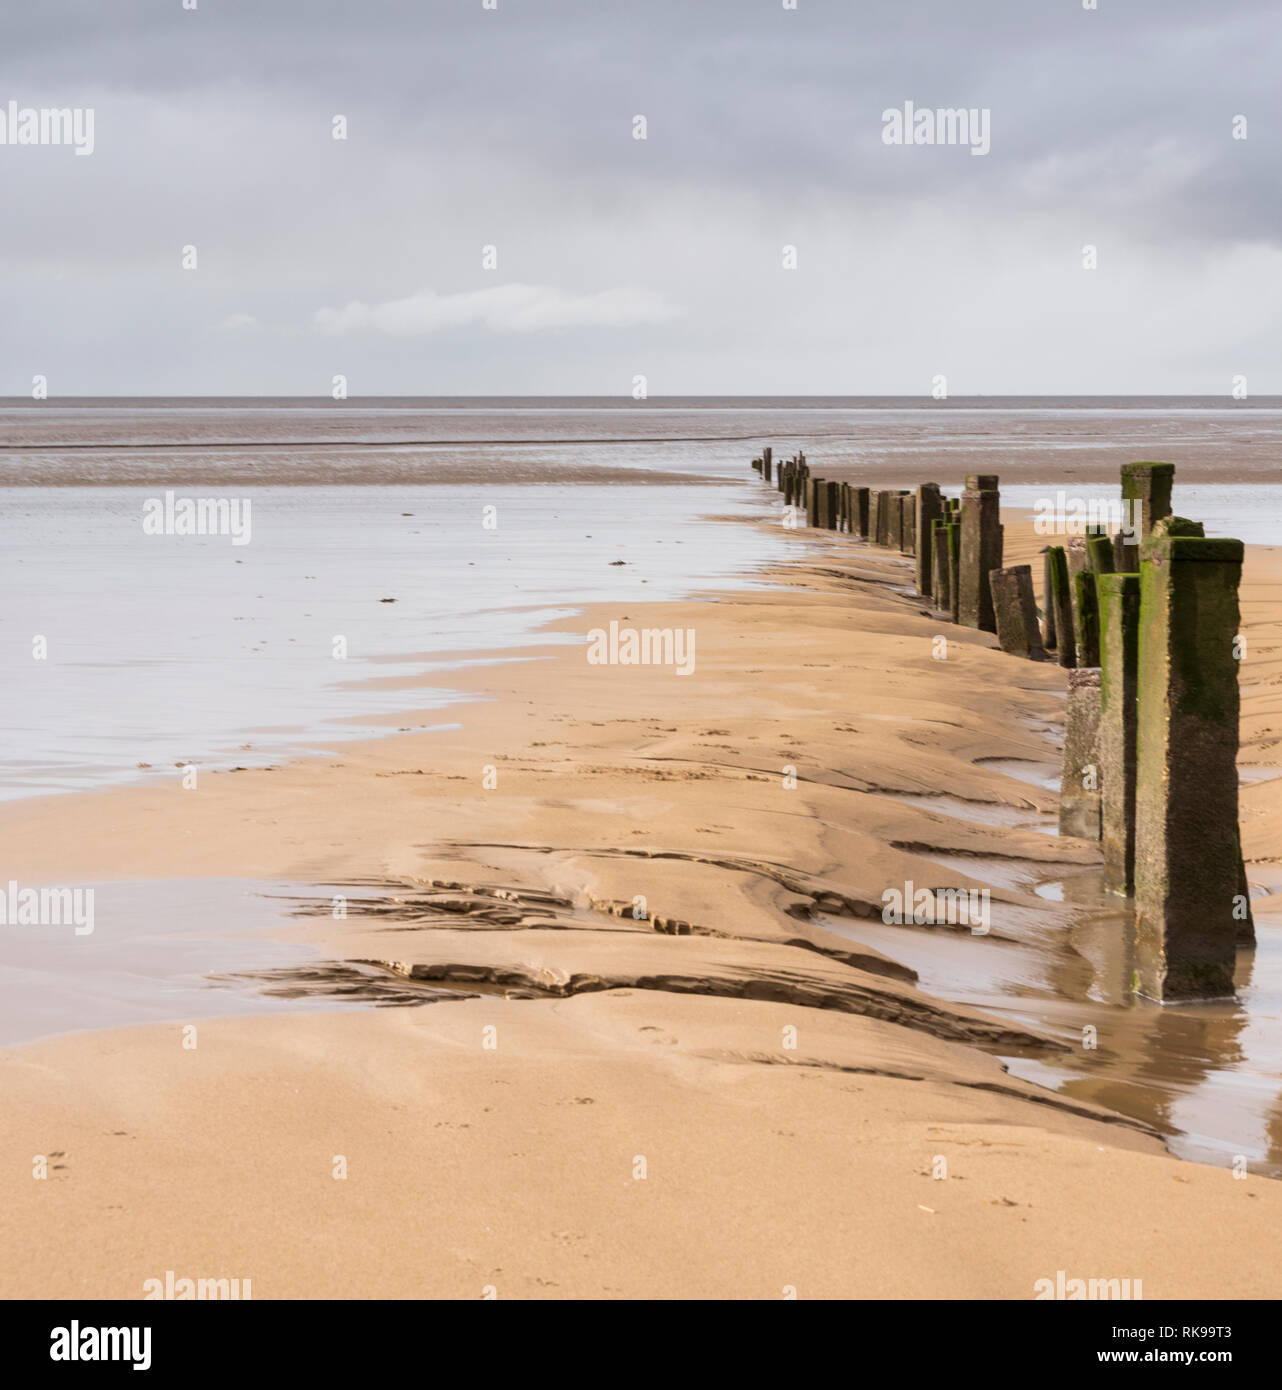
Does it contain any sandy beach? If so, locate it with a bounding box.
[3,505,1281,1300]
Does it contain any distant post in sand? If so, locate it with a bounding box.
[1046,546,1076,669]
[1121,461,1174,539]
[886,493,904,551]
[915,484,943,597]
[1134,518,1247,1000]
[1098,573,1140,895]
[1074,570,1100,667]
[900,492,916,555]
[825,480,841,531]
[1059,667,1103,841]
[762,446,773,483]
[1087,534,1115,574]
[946,519,961,623]
[807,477,823,528]
[990,565,1046,660]
[867,492,889,544]
[1041,549,1058,652]
[930,518,950,611]
[958,474,1002,632]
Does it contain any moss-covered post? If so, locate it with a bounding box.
[1066,535,1088,627]
[1047,546,1076,669]
[1098,573,1140,895]
[946,520,961,623]
[1059,668,1103,840]
[1121,461,1174,539]
[915,483,943,597]
[1075,570,1100,667]
[1133,518,1245,1001]
[1087,534,1115,573]
[990,565,1046,659]
[958,474,1002,632]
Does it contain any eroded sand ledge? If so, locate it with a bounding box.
[1,517,1280,1299]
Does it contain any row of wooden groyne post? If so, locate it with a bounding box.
[750,447,1250,1003]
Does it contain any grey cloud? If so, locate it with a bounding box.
[1,0,1279,394]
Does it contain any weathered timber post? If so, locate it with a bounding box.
[879,490,897,546]
[1041,548,1058,652]
[825,480,841,531]
[1059,667,1103,840]
[1099,573,1140,895]
[931,518,950,612]
[946,520,961,623]
[958,474,1002,632]
[1047,546,1076,669]
[1087,534,1115,573]
[990,565,1046,659]
[887,493,904,551]
[1121,461,1174,539]
[915,484,943,597]
[1134,517,1246,1000]
[1075,570,1101,667]
[853,486,870,539]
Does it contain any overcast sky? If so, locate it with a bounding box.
[2,0,1279,396]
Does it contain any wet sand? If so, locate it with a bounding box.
[5,399,1282,486]
[2,510,1281,1298]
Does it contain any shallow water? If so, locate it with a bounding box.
[0,483,792,800]
[826,805,1282,1175]
[0,879,343,1046]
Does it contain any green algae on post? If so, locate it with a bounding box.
[1133,518,1245,1001]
